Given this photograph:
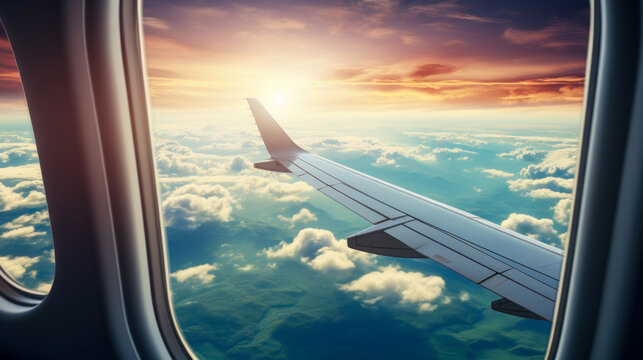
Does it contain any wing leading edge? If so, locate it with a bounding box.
[247,98,563,321]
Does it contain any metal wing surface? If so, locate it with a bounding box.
[247,98,563,321]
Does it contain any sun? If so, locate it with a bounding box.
[273,91,287,106]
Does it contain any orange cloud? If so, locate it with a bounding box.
[141,1,588,115]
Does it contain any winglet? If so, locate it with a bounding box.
[246,98,306,158]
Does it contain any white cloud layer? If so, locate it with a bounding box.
[501,213,560,244]
[0,255,40,279]
[2,210,49,230]
[162,183,236,229]
[0,145,37,163]
[1,226,46,239]
[525,188,572,199]
[507,177,574,192]
[253,180,313,202]
[340,265,446,312]
[481,168,514,178]
[520,147,577,179]
[36,282,52,292]
[0,182,47,211]
[264,228,374,272]
[170,263,219,283]
[498,147,546,162]
[553,198,573,225]
[278,208,317,227]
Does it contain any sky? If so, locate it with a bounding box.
[140,0,588,121]
[0,0,589,359]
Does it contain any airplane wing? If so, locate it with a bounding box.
[247,98,563,321]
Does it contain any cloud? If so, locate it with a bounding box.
[235,264,255,271]
[431,147,476,155]
[0,154,38,175]
[162,184,236,229]
[0,255,40,279]
[170,263,219,284]
[334,68,365,80]
[409,64,456,78]
[370,144,475,167]
[498,147,547,162]
[143,17,170,30]
[0,145,37,163]
[459,291,470,301]
[501,213,559,244]
[525,188,571,199]
[228,155,253,172]
[503,21,587,48]
[2,210,49,230]
[340,265,446,312]
[253,180,313,202]
[481,169,514,178]
[559,232,569,248]
[278,208,317,227]
[520,148,577,179]
[553,198,572,225]
[312,136,473,168]
[372,145,436,167]
[1,226,46,239]
[236,5,306,30]
[408,2,497,23]
[264,228,374,272]
[36,282,52,292]
[507,177,574,192]
[0,182,47,211]
[156,142,204,176]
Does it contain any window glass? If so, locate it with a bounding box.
[0,23,54,293]
[144,1,588,358]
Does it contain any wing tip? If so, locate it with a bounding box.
[246,98,305,158]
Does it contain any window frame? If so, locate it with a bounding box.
[3,0,643,358]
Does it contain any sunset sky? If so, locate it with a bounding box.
[141,0,589,123]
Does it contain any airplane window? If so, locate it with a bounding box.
[143,1,588,358]
[0,22,54,294]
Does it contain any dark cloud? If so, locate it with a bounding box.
[409,63,457,78]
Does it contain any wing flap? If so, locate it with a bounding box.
[386,225,496,284]
[348,230,426,258]
[481,274,555,321]
[405,220,511,273]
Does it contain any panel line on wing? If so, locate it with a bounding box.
[281,160,306,176]
[332,183,405,220]
[387,225,496,284]
[405,220,512,273]
[413,220,561,288]
[292,158,341,186]
[299,173,327,190]
[295,156,407,221]
[318,186,386,224]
